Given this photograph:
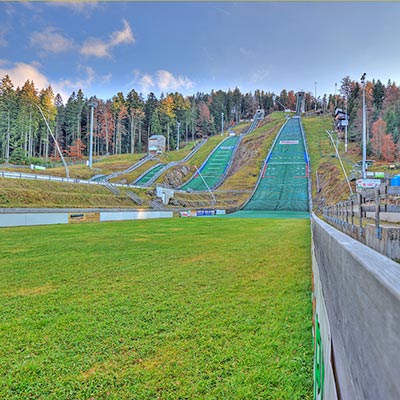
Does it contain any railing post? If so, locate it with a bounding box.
[351,197,354,226]
[359,193,364,236]
[375,187,382,239]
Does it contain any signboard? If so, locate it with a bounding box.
[280,140,299,145]
[356,179,381,189]
[196,209,216,216]
[68,212,100,223]
[374,172,385,179]
[30,164,46,170]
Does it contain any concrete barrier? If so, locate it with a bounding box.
[312,214,400,399]
[0,208,173,227]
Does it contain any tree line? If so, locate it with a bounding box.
[333,76,400,162]
[2,73,399,164]
[0,74,325,164]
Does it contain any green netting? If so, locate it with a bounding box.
[136,164,165,185]
[180,136,240,191]
[243,117,309,212]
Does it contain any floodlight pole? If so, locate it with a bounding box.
[36,104,69,178]
[6,110,10,164]
[314,81,317,111]
[361,73,367,179]
[345,94,348,153]
[88,97,98,169]
[176,121,180,150]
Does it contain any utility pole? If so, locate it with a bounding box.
[361,73,367,179]
[221,112,224,136]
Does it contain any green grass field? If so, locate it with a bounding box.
[0,218,312,399]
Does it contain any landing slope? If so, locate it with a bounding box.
[242,117,309,213]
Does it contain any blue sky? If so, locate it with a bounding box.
[1,1,400,102]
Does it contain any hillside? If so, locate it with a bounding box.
[0,113,358,210]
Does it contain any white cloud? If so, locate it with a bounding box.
[110,19,135,46]
[0,29,8,47]
[250,68,271,83]
[0,61,97,102]
[80,19,135,58]
[239,47,255,58]
[47,1,99,16]
[0,61,50,90]
[30,27,75,53]
[140,74,154,92]
[132,69,194,94]
[156,70,194,92]
[80,38,110,58]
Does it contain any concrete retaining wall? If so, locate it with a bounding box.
[312,214,400,399]
[0,209,173,227]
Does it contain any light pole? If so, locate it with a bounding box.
[88,97,98,169]
[361,73,367,179]
[335,82,338,108]
[345,94,348,153]
[314,81,317,111]
[5,110,10,164]
[176,121,180,150]
[221,112,224,136]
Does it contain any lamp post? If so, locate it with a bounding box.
[361,73,367,179]
[5,110,10,164]
[176,121,180,150]
[314,81,317,111]
[88,97,98,169]
[221,112,224,136]
[345,94,348,153]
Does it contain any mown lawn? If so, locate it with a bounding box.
[0,217,312,399]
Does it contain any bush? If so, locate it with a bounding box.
[9,148,27,165]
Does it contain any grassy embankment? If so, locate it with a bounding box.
[0,178,136,208]
[302,114,359,208]
[0,116,284,209]
[0,217,313,399]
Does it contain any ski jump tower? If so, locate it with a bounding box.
[296,92,305,116]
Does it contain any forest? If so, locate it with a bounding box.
[0,74,399,165]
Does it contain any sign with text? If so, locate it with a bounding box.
[280,140,299,145]
[356,179,381,189]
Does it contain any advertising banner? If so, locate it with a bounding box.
[356,179,381,189]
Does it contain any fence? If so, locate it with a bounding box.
[322,184,400,259]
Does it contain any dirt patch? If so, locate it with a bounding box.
[161,165,193,187]
[313,162,351,210]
